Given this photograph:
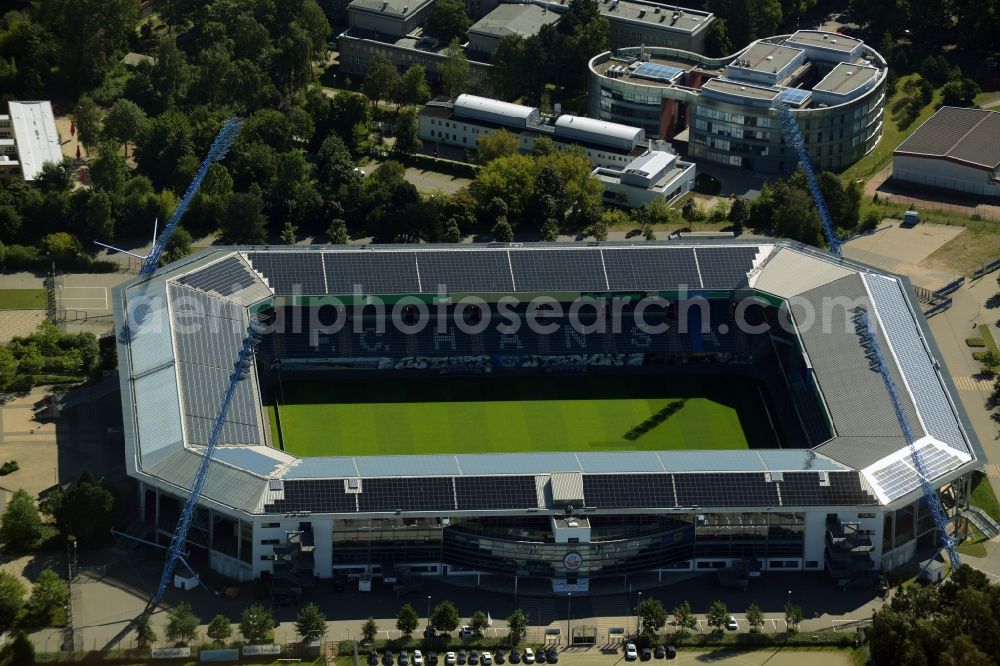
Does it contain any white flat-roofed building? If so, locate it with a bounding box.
[454,93,541,128]
[784,30,863,64]
[811,63,881,106]
[726,42,805,87]
[467,4,559,57]
[595,149,696,207]
[554,114,645,152]
[0,101,62,182]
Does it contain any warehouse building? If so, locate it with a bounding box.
[892,107,1000,200]
[588,30,887,173]
[0,101,62,182]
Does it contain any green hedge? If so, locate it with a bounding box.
[966,338,985,347]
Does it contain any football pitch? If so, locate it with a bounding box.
[267,373,776,457]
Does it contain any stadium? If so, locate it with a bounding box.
[113,241,983,598]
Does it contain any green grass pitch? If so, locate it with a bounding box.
[267,374,775,457]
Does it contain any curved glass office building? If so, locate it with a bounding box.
[588,30,887,173]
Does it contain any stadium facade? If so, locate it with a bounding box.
[588,30,887,173]
[114,242,982,595]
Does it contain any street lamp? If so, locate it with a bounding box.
[787,590,792,606]
[636,591,643,635]
[427,595,433,628]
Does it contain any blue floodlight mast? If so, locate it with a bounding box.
[851,307,961,571]
[774,103,842,256]
[138,117,244,281]
[148,317,265,609]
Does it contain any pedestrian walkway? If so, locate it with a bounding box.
[951,375,994,392]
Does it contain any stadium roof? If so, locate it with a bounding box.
[114,242,981,517]
[894,107,1000,170]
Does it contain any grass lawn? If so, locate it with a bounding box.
[957,533,988,558]
[268,374,772,457]
[840,74,942,183]
[0,289,47,310]
[918,218,1000,275]
[970,471,1000,523]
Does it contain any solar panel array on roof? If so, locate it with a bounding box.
[176,256,259,296]
[264,479,356,513]
[418,251,514,293]
[674,473,779,506]
[633,62,684,82]
[455,476,538,510]
[582,474,675,509]
[509,249,608,292]
[777,88,811,106]
[695,247,757,288]
[246,252,325,293]
[779,472,879,505]
[357,477,455,512]
[324,252,420,294]
[603,248,701,290]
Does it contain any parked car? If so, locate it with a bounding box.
[496,649,505,664]
[458,649,467,665]
[369,650,379,666]
[546,648,558,663]
[509,648,521,664]
[400,650,410,666]
[428,652,438,666]
[624,644,638,662]
[653,646,665,660]
[414,650,424,666]
[726,616,739,631]
[469,650,479,665]
[535,648,546,664]
[460,625,474,639]
[384,650,395,666]
[482,652,493,665]
[641,647,652,661]
[523,648,535,664]
[445,652,456,666]
[665,646,676,660]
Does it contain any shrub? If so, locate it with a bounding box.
[967,338,986,348]
[0,461,18,475]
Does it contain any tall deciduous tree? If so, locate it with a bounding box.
[397,603,419,636]
[506,609,528,646]
[166,602,200,645]
[362,617,378,643]
[469,610,489,638]
[397,65,431,110]
[393,108,421,157]
[476,130,520,165]
[0,489,42,550]
[363,56,401,111]
[103,99,148,157]
[0,572,26,628]
[220,192,268,244]
[26,568,69,625]
[207,615,233,645]
[706,600,729,633]
[438,39,470,100]
[637,598,667,638]
[73,95,102,150]
[425,0,470,44]
[241,603,276,644]
[745,603,764,633]
[671,601,697,638]
[50,472,114,548]
[430,601,460,633]
[296,603,327,642]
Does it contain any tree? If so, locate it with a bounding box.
[397,603,419,637]
[492,218,514,242]
[439,39,470,100]
[394,107,421,156]
[540,217,560,241]
[706,601,729,633]
[425,0,470,44]
[705,18,733,57]
[980,349,1000,376]
[327,218,349,244]
[296,603,327,642]
[363,56,401,111]
[73,95,102,150]
[476,130,520,165]
[745,603,764,634]
[51,473,114,548]
[670,601,697,639]
[220,192,268,244]
[241,603,276,644]
[507,609,528,646]
[941,78,981,107]
[133,110,195,191]
[642,223,656,240]
[280,221,298,245]
[90,142,128,196]
[444,218,462,243]
[0,489,42,550]
[207,615,233,645]
[0,571,26,628]
[637,598,668,638]
[161,227,193,265]
[8,630,33,665]
[135,614,157,648]
[165,602,200,645]
[784,602,803,633]
[430,601,460,633]
[397,65,431,110]
[103,99,148,157]
[469,610,489,638]
[0,347,16,391]
[26,568,69,625]
[362,617,379,643]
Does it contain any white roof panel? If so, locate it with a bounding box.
[554,115,643,143]
[8,101,62,180]
[454,94,537,120]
